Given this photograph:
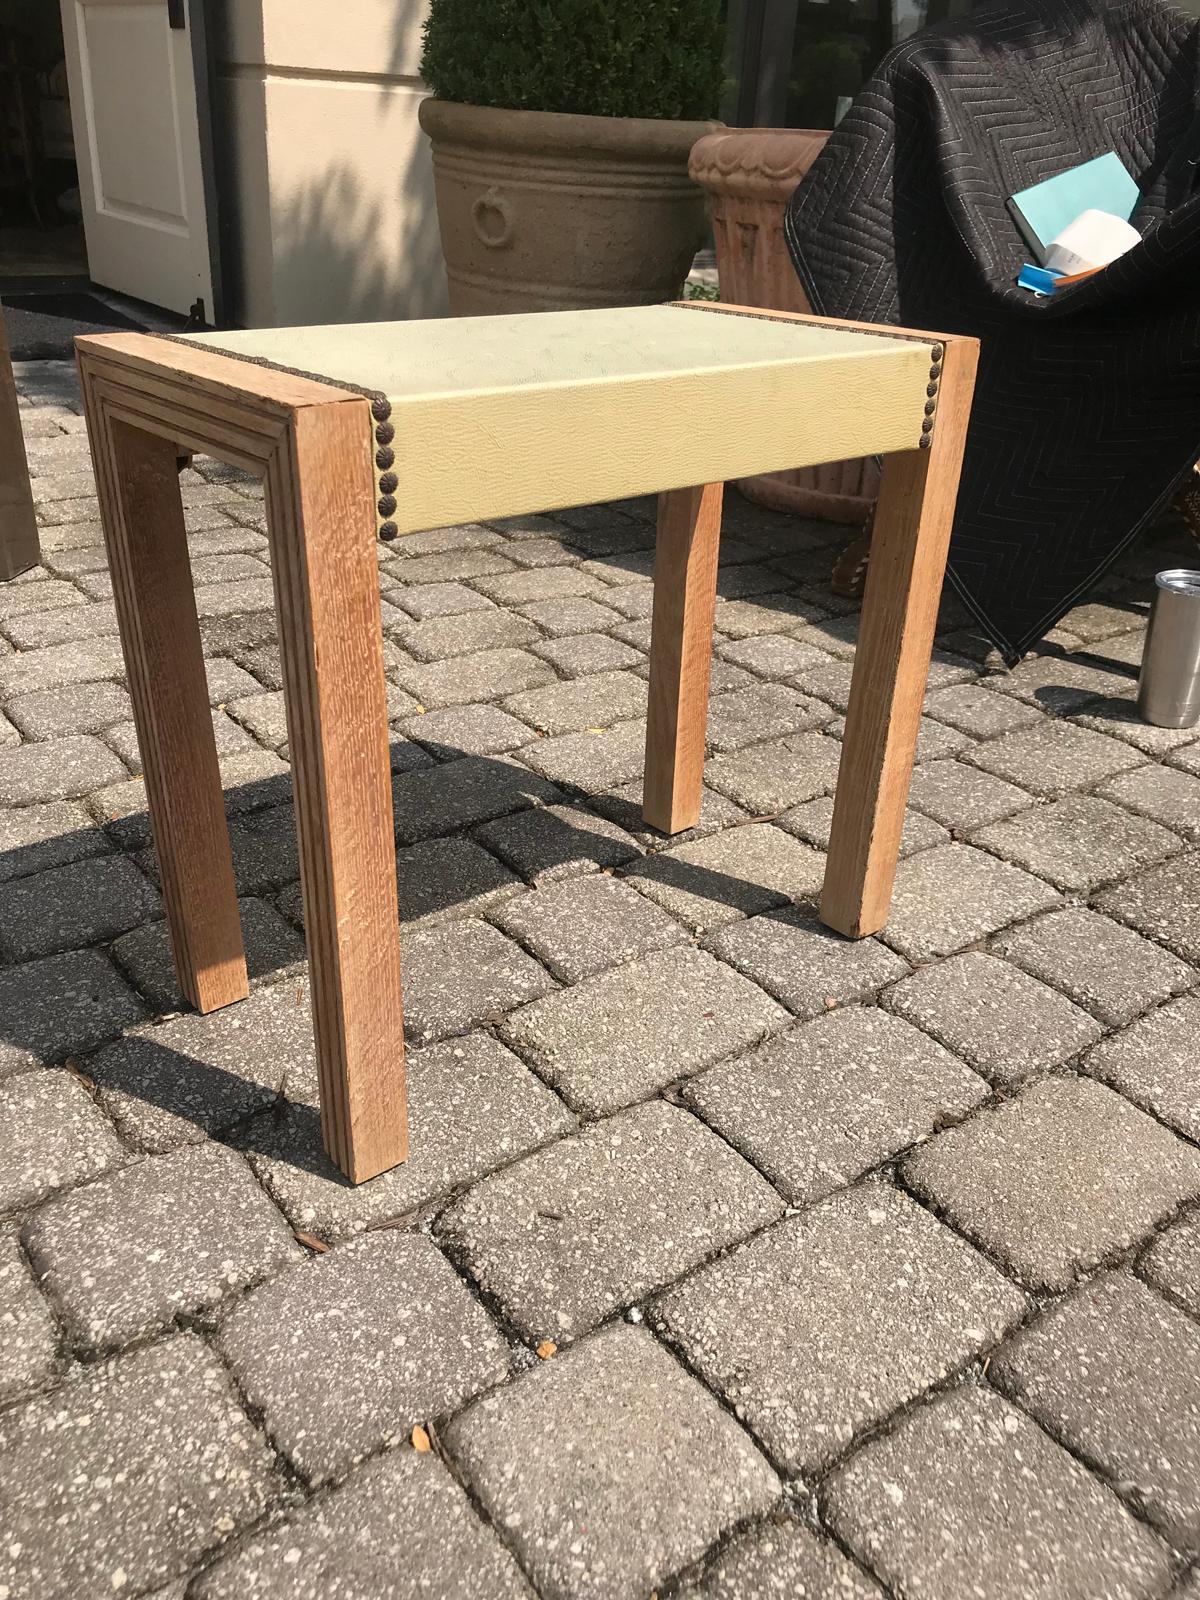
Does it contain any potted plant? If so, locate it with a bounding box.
[418,0,724,314]
[688,126,880,524]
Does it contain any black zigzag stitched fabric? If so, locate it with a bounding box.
[784,0,1200,664]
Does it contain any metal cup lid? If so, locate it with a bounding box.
[1155,569,1200,595]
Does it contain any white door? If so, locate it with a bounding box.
[59,0,216,319]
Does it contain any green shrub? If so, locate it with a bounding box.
[420,0,725,120]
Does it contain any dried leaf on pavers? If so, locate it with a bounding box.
[412,1424,432,1452]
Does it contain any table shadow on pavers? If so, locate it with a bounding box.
[0,748,843,1146]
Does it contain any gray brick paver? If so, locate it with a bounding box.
[0,1335,278,1600]
[881,842,1061,960]
[24,1141,300,1350]
[218,1230,511,1483]
[673,1519,883,1599]
[628,822,825,932]
[1100,761,1200,840]
[502,668,647,735]
[111,895,305,1010]
[396,834,521,926]
[4,679,132,739]
[705,730,844,813]
[1096,850,1200,963]
[243,1031,574,1240]
[705,682,830,751]
[654,1182,1028,1474]
[779,792,949,856]
[402,700,533,755]
[492,873,683,982]
[401,917,558,1041]
[0,852,161,960]
[0,1068,126,1211]
[992,905,1196,1026]
[0,731,126,803]
[887,951,1104,1084]
[501,945,787,1115]
[445,1324,780,1600]
[903,1075,1200,1290]
[0,948,145,1076]
[473,800,641,881]
[439,1100,783,1342]
[1083,994,1200,1141]
[684,1007,987,1206]
[965,718,1142,797]
[192,1448,533,1600]
[992,1271,1200,1548]
[824,1386,1172,1600]
[393,752,561,843]
[517,715,648,790]
[532,630,643,677]
[973,792,1183,893]
[0,1230,60,1402]
[907,758,1031,829]
[1140,1211,1200,1318]
[399,607,542,661]
[706,903,910,1016]
[87,980,315,1151]
[393,646,555,709]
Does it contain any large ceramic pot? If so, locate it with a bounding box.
[419,98,720,314]
[689,127,880,524]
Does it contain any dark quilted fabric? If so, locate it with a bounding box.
[785,0,1200,663]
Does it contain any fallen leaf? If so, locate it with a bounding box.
[411,1425,432,1453]
[536,1340,558,1360]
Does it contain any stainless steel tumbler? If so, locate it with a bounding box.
[1138,569,1200,728]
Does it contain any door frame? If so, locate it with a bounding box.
[185,0,223,324]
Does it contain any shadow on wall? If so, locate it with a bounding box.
[266,156,448,329]
[208,0,447,328]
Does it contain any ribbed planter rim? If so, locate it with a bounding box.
[419,96,721,160]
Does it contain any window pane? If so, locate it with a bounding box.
[783,1,975,129]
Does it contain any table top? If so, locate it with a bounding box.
[182,303,935,405]
[174,303,943,535]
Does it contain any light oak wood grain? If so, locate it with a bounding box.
[264,402,407,1182]
[644,482,724,832]
[82,401,247,1012]
[77,332,407,1184]
[821,334,979,938]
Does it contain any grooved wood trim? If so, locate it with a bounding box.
[820,334,980,937]
[264,402,407,1181]
[75,334,407,1184]
[80,376,247,1013]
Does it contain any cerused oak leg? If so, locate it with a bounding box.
[86,409,248,1009]
[0,307,40,581]
[643,481,724,833]
[821,336,979,938]
[264,401,407,1183]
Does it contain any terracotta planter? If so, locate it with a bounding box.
[689,127,880,523]
[419,98,720,315]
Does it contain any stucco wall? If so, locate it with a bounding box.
[210,0,448,328]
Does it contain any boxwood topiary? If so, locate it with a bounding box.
[420,0,725,121]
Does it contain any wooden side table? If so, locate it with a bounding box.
[75,302,977,1183]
